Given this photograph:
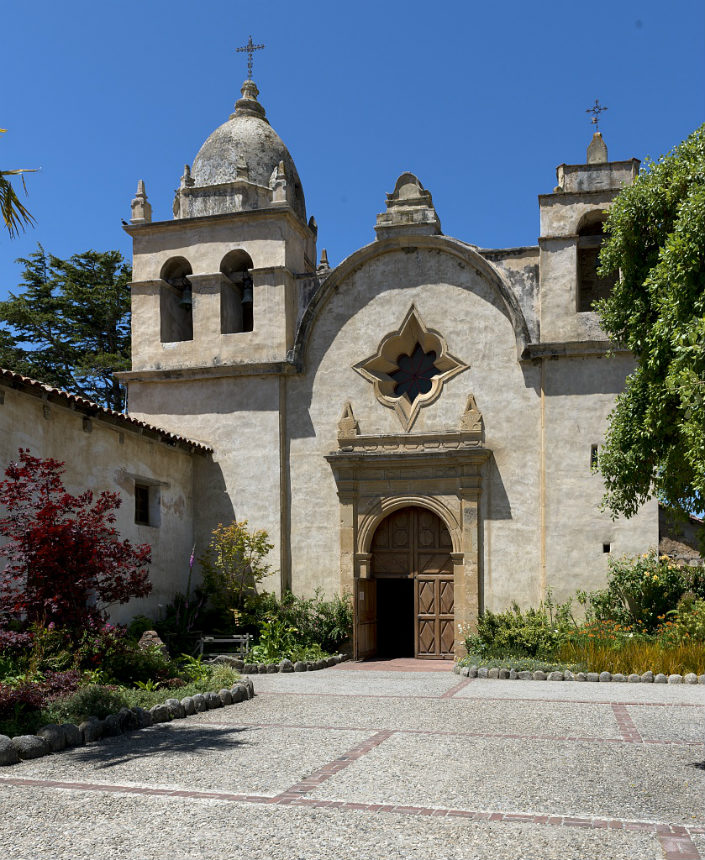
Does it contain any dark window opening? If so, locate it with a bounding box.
[135,484,150,525]
[603,543,611,554]
[160,257,193,342]
[220,250,254,333]
[590,445,599,470]
[389,344,440,401]
[577,219,617,312]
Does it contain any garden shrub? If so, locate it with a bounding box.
[200,521,273,614]
[464,594,576,659]
[579,551,688,631]
[244,589,353,655]
[0,449,151,630]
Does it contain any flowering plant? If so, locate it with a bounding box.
[578,550,687,632]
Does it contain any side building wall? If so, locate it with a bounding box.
[0,375,199,623]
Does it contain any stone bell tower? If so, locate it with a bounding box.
[537,130,639,344]
[118,67,319,594]
[121,74,317,378]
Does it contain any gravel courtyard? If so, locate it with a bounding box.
[0,659,703,860]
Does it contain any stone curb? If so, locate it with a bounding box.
[213,653,349,674]
[454,665,705,684]
[0,678,255,768]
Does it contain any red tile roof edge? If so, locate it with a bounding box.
[0,368,213,455]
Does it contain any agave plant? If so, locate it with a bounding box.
[1,129,36,237]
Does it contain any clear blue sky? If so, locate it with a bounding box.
[2,0,704,296]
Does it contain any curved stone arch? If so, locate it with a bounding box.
[358,495,463,557]
[290,234,532,369]
[575,208,609,235]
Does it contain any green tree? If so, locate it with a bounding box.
[200,521,274,617]
[1,128,36,238]
[596,124,705,525]
[0,246,131,411]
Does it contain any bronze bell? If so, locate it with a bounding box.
[179,284,193,310]
[241,273,253,306]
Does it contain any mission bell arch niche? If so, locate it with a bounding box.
[370,506,455,659]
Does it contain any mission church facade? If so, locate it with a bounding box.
[0,73,658,658]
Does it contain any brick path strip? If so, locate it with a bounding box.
[187,718,702,747]
[273,730,394,802]
[1,772,701,854]
[256,690,704,708]
[611,703,645,743]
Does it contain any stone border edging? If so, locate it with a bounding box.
[0,678,255,767]
[215,653,349,674]
[454,665,705,684]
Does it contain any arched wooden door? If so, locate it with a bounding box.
[370,506,455,658]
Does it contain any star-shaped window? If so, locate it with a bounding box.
[389,344,440,401]
[353,305,467,431]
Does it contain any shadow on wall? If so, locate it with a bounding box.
[193,454,236,552]
[486,456,512,522]
[541,355,633,397]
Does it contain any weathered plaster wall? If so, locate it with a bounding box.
[0,385,195,623]
[480,247,540,343]
[130,211,309,282]
[127,375,284,596]
[287,244,543,611]
[542,353,659,604]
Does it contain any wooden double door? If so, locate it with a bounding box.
[357,506,455,659]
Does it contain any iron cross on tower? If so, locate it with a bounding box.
[586,99,608,132]
[237,35,265,80]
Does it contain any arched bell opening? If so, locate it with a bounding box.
[576,213,617,312]
[159,257,194,343]
[220,249,255,333]
[366,506,455,659]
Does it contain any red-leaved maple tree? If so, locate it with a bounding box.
[0,450,152,629]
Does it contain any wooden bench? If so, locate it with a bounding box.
[197,634,252,658]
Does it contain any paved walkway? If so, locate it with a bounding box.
[0,661,703,859]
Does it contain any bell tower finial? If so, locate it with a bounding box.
[236,34,265,81]
[585,99,609,164]
[586,98,608,132]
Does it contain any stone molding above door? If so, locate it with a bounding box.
[326,442,490,658]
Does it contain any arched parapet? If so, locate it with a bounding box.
[358,494,463,556]
[290,233,532,368]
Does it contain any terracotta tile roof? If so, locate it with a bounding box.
[0,367,212,455]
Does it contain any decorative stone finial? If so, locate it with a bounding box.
[130,179,152,224]
[375,172,442,239]
[236,155,249,180]
[271,160,287,203]
[232,79,268,121]
[459,394,483,435]
[180,164,194,189]
[317,249,330,273]
[337,402,360,442]
[587,132,609,164]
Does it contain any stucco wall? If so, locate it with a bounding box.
[287,243,543,609]
[127,375,284,596]
[0,384,196,623]
[542,353,659,604]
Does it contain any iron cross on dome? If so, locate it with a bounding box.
[237,35,265,80]
[586,99,608,132]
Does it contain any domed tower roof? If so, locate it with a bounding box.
[174,80,307,223]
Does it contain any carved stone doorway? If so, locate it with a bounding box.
[370,506,455,659]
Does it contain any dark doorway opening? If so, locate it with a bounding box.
[376,578,414,657]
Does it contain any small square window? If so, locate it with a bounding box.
[603,543,611,554]
[135,484,150,525]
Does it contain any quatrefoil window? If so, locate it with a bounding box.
[353,305,467,430]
